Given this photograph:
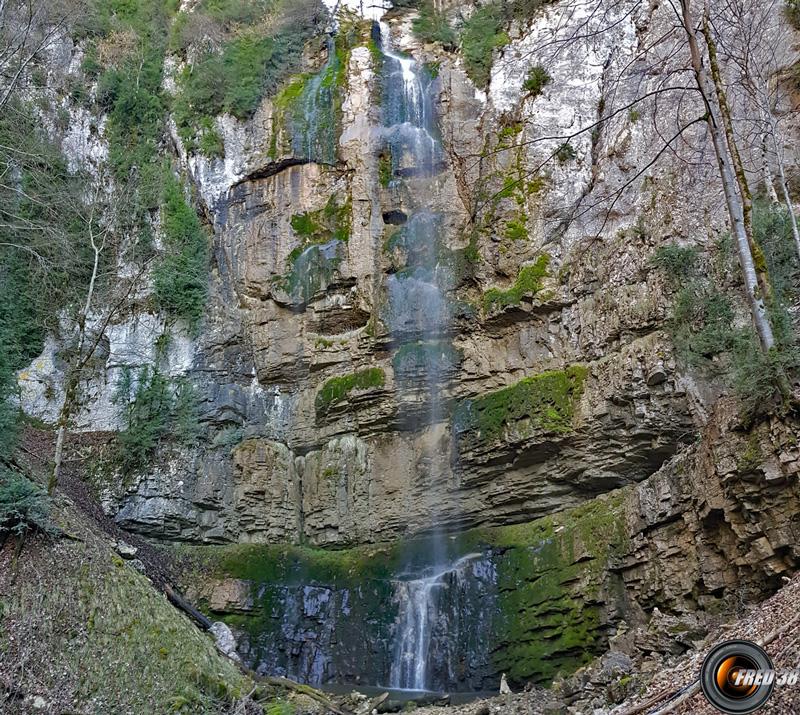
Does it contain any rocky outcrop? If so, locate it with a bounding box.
[18,0,741,548]
[181,400,800,688]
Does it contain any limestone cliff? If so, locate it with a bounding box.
[8,0,800,699]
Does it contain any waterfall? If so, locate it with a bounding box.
[389,554,483,691]
[377,21,457,693]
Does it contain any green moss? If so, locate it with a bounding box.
[268,33,352,164]
[503,215,529,241]
[181,485,628,689]
[483,490,629,685]
[315,367,386,415]
[1,503,249,714]
[482,254,550,313]
[378,151,393,187]
[279,193,352,303]
[290,194,351,245]
[290,211,323,237]
[454,364,588,443]
[738,432,764,473]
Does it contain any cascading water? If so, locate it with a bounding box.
[234,13,499,696]
[377,21,459,693]
[390,554,483,691]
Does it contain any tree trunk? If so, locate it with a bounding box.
[761,133,780,205]
[49,222,103,495]
[700,7,774,308]
[680,0,775,351]
[765,108,800,261]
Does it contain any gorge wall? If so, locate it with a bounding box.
[13,0,800,695]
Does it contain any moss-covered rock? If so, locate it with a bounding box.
[453,364,588,443]
[315,367,386,415]
[482,253,550,313]
[276,192,352,305]
[481,491,629,685]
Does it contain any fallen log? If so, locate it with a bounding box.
[163,584,213,630]
[259,676,352,715]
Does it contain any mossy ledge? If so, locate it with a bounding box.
[482,253,550,312]
[453,364,589,444]
[315,367,386,415]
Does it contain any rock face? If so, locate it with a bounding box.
[183,400,800,689]
[39,0,721,547]
[14,0,800,696]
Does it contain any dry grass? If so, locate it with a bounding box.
[0,499,258,714]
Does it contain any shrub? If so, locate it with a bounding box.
[651,243,699,284]
[654,231,798,421]
[787,0,800,29]
[0,470,57,539]
[752,199,799,344]
[461,4,509,88]
[506,0,555,23]
[153,175,209,331]
[211,425,244,451]
[173,378,202,446]
[670,283,735,363]
[114,366,172,473]
[522,64,550,96]
[173,1,322,148]
[114,366,203,473]
[730,333,800,422]
[555,142,576,163]
[197,122,225,159]
[412,3,457,48]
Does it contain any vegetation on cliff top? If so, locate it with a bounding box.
[409,0,557,88]
[172,0,325,155]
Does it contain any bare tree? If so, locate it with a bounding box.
[452,0,786,352]
[716,0,800,261]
